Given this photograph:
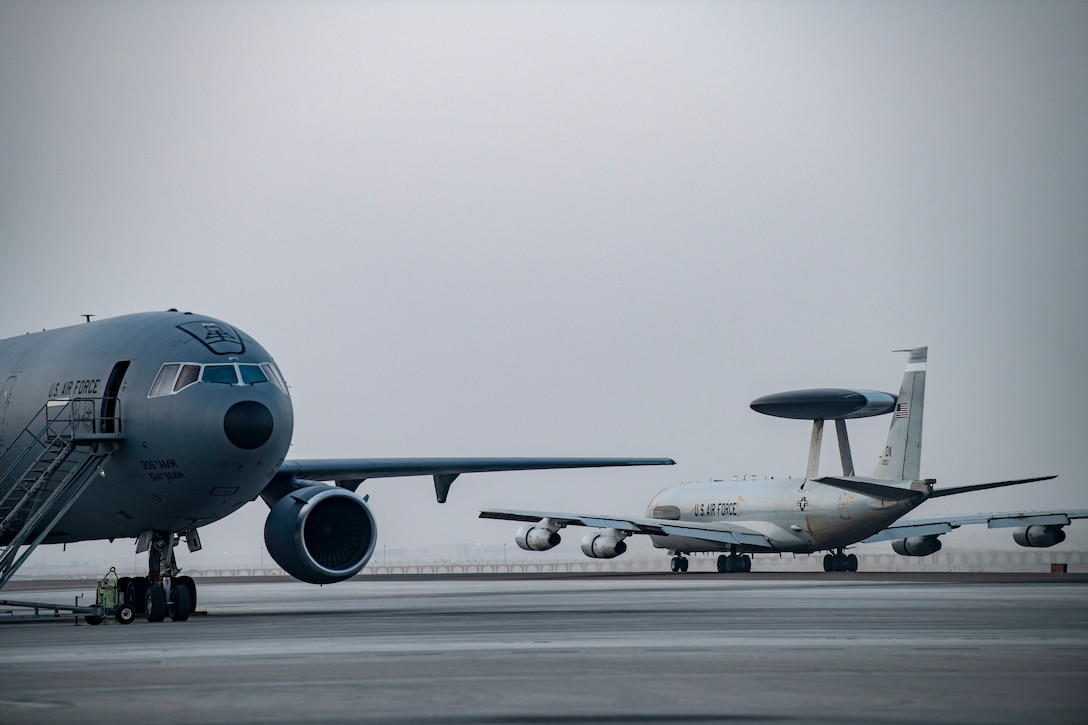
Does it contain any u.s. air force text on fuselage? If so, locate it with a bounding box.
[47,378,102,398]
[692,501,740,517]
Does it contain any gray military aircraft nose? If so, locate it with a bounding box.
[224,400,275,450]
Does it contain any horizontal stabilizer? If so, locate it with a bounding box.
[929,475,1057,498]
[814,476,925,501]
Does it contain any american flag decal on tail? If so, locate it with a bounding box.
[895,403,909,419]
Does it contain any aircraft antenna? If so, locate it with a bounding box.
[81,314,94,323]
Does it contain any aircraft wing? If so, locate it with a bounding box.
[479,508,774,548]
[273,457,675,503]
[863,509,1088,543]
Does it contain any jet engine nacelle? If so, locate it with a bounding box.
[515,524,561,551]
[263,484,377,584]
[892,535,943,557]
[580,530,628,559]
[1013,525,1067,548]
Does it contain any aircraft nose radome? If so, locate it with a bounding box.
[223,400,275,450]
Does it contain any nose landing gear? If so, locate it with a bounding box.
[123,530,199,622]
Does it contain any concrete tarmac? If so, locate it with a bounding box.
[1,573,1086,724]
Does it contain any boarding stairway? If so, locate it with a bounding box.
[0,397,122,589]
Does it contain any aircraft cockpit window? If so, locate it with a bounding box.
[174,364,201,392]
[202,365,239,385]
[261,363,288,393]
[239,364,268,384]
[149,364,180,397]
[148,361,288,397]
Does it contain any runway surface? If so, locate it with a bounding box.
[2,573,1086,724]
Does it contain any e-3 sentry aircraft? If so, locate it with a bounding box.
[0,310,673,620]
[482,347,1087,573]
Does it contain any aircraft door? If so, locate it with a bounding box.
[100,361,130,434]
[0,375,16,449]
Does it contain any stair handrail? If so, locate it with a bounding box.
[0,449,112,588]
[0,437,71,531]
[0,397,122,505]
[0,402,63,504]
[44,396,123,442]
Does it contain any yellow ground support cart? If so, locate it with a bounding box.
[84,567,135,625]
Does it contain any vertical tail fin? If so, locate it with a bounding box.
[873,346,927,480]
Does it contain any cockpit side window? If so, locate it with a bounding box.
[149,364,180,398]
[174,365,201,392]
[260,363,288,393]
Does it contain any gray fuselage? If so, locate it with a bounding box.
[0,311,294,543]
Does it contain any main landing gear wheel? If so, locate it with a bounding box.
[670,556,689,573]
[823,551,859,572]
[175,575,197,613]
[145,583,167,622]
[716,553,752,573]
[127,576,150,615]
[169,583,192,622]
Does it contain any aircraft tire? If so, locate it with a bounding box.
[169,584,192,622]
[127,577,150,615]
[822,553,834,572]
[145,584,167,622]
[846,554,858,572]
[679,557,689,573]
[176,575,197,612]
[716,555,730,573]
[741,554,751,572]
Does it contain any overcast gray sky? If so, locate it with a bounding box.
[2,1,1086,567]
